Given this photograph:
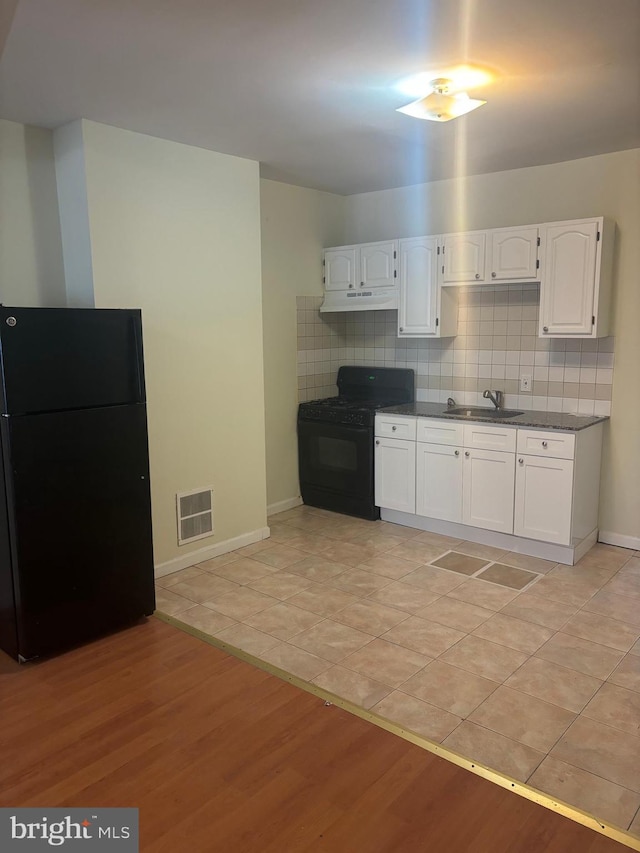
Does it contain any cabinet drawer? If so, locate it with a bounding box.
[416,418,464,446]
[517,429,575,460]
[463,423,517,452]
[375,415,416,440]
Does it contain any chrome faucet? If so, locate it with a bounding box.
[483,389,504,410]
[446,397,457,408]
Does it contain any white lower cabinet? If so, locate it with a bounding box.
[462,448,515,534]
[514,455,574,545]
[416,442,462,522]
[376,415,603,561]
[375,436,416,514]
[415,425,515,534]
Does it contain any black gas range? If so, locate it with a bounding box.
[297,366,415,520]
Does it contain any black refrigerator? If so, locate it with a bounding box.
[0,306,155,662]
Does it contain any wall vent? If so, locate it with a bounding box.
[176,487,214,545]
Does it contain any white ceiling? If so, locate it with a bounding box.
[1,0,639,195]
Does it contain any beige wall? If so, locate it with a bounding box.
[77,121,267,566]
[343,149,640,542]
[260,179,345,510]
[0,119,66,306]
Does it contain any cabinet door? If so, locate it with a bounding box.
[442,233,486,283]
[462,448,515,534]
[375,437,416,513]
[324,248,357,291]
[416,442,463,522]
[514,455,573,545]
[398,237,438,336]
[539,220,598,336]
[360,241,396,289]
[490,227,539,281]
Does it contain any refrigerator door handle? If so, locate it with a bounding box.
[132,317,145,403]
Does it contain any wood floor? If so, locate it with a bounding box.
[0,618,632,852]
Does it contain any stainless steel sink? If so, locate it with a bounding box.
[443,406,524,419]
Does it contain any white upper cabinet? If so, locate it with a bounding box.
[539,217,613,338]
[398,237,457,338]
[359,241,397,289]
[324,247,357,291]
[323,241,397,293]
[441,232,487,284]
[322,217,613,337]
[489,226,539,281]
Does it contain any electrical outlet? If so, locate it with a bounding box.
[520,374,532,393]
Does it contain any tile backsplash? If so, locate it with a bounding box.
[297,285,614,416]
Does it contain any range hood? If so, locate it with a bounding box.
[320,287,399,313]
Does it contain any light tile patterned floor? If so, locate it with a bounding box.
[156,505,640,839]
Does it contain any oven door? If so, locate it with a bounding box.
[297,418,373,502]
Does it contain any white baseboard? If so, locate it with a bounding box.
[267,496,303,517]
[155,526,271,578]
[598,530,640,551]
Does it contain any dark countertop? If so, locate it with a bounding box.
[378,402,608,431]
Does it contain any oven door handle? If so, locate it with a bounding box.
[297,420,372,439]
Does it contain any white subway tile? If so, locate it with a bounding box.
[594,400,611,417]
[596,368,614,385]
[579,368,597,384]
[562,397,578,414]
[533,366,549,381]
[577,399,595,416]
[597,352,615,368]
[548,366,564,382]
[564,367,581,383]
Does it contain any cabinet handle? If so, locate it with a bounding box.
[375,440,380,446]
[491,272,496,278]
[475,273,480,280]
[464,451,470,457]
[360,281,365,287]
[519,458,524,464]
[454,450,460,456]
[399,326,404,332]
[542,441,548,447]
[392,425,397,431]
[543,326,549,332]
[349,283,354,289]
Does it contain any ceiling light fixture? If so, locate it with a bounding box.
[397,77,486,122]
